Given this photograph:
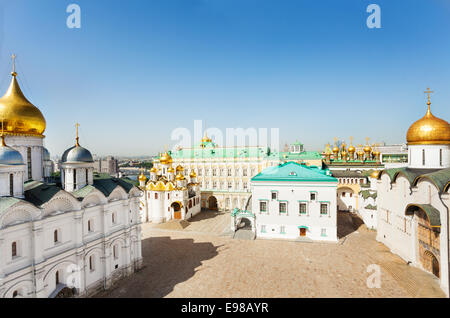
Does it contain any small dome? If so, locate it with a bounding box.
[150,167,157,173]
[406,102,450,145]
[167,167,175,173]
[43,147,50,161]
[0,143,24,165]
[138,173,147,182]
[190,171,197,178]
[348,145,355,153]
[176,165,184,172]
[370,170,380,179]
[175,173,185,181]
[363,145,372,153]
[62,145,94,163]
[159,151,172,165]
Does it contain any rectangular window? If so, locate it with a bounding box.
[212,169,217,176]
[86,168,89,184]
[11,242,17,258]
[279,202,287,214]
[228,182,232,189]
[271,192,277,200]
[9,174,13,196]
[261,225,266,233]
[422,149,426,166]
[310,193,316,201]
[89,256,95,271]
[88,220,92,232]
[299,203,307,215]
[155,193,158,199]
[260,201,267,212]
[73,169,77,188]
[320,204,328,215]
[228,168,232,176]
[27,147,32,180]
[243,169,247,176]
[321,228,327,237]
[440,149,443,166]
[243,183,247,190]
[280,226,286,234]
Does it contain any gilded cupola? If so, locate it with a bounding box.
[406,89,450,145]
[0,55,46,137]
[159,151,173,165]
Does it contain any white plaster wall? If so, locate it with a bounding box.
[408,144,450,169]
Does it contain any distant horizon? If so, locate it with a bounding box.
[2,0,449,157]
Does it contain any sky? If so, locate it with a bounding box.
[0,0,449,157]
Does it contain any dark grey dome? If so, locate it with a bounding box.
[61,145,94,163]
[43,147,50,161]
[0,145,24,165]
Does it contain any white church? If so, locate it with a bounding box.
[0,59,143,298]
[376,90,450,296]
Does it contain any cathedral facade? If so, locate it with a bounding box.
[0,61,143,298]
[376,91,450,296]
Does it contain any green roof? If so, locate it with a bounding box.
[0,197,22,215]
[251,162,337,183]
[406,204,441,227]
[92,174,135,197]
[360,190,377,200]
[412,168,450,194]
[382,167,449,194]
[24,182,62,207]
[365,204,377,210]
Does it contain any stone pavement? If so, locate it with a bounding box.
[96,211,445,298]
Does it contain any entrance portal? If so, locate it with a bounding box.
[172,202,182,219]
[299,228,306,237]
[208,196,218,210]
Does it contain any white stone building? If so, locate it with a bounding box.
[138,151,201,224]
[376,93,450,296]
[236,162,338,242]
[0,63,143,298]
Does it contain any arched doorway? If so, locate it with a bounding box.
[337,186,356,212]
[172,202,182,219]
[208,196,218,210]
[238,217,252,230]
[423,251,440,278]
[55,287,74,298]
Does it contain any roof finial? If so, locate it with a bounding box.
[349,136,354,146]
[11,54,17,77]
[75,122,80,147]
[424,87,434,114]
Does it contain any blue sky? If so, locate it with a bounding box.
[0,0,449,157]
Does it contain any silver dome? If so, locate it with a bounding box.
[43,147,51,161]
[61,145,94,163]
[0,145,24,165]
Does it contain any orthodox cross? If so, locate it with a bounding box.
[349,136,354,146]
[75,122,80,146]
[366,137,370,145]
[11,54,17,76]
[424,87,434,103]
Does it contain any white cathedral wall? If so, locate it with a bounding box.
[0,194,143,298]
[4,135,44,181]
[251,181,338,242]
[408,144,450,169]
[0,166,25,197]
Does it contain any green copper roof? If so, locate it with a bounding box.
[24,182,61,207]
[406,204,441,227]
[412,168,450,194]
[251,162,337,182]
[0,197,22,215]
[360,190,377,200]
[72,185,97,199]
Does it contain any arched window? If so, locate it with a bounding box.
[27,147,32,180]
[9,174,13,196]
[54,230,59,243]
[55,271,60,285]
[12,290,18,298]
[11,241,17,258]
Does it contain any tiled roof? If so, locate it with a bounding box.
[251,162,337,182]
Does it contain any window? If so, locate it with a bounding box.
[86,168,89,184]
[88,220,93,232]
[342,192,346,197]
[320,204,328,215]
[54,230,59,243]
[228,182,232,189]
[73,169,77,188]
[310,193,316,201]
[260,201,267,212]
[9,174,13,196]
[212,169,217,176]
[349,193,353,198]
[12,291,19,298]
[243,169,247,176]
[167,193,170,199]
[11,242,17,258]
[113,245,118,259]
[213,181,217,189]
[154,193,158,199]
[271,192,277,200]
[243,182,248,190]
[321,228,327,237]
[440,149,443,166]
[89,255,95,271]
[279,202,287,214]
[261,225,266,233]
[27,147,32,180]
[112,213,116,224]
[227,168,232,176]
[280,226,286,234]
[422,149,425,166]
[299,203,307,215]
[55,271,60,285]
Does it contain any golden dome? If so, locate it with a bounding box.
[176,165,184,172]
[150,166,157,173]
[0,72,46,137]
[167,167,175,173]
[363,145,372,153]
[370,170,380,179]
[348,145,355,153]
[175,173,185,181]
[138,173,147,182]
[406,101,450,145]
[159,151,173,165]
[332,145,339,153]
[190,170,197,178]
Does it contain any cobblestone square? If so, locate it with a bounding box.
[97,211,444,298]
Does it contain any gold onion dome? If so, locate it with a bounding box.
[167,167,174,173]
[364,144,372,152]
[0,69,46,137]
[175,173,185,181]
[159,151,173,165]
[370,170,380,179]
[332,145,339,153]
[348,145,355,153]
[406,101,450,145]
[176,165,184,172]
[190,170,197,178]
[150,166,157,173]
[138,173,147,182]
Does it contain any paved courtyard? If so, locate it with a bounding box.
[96,211,445,298]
